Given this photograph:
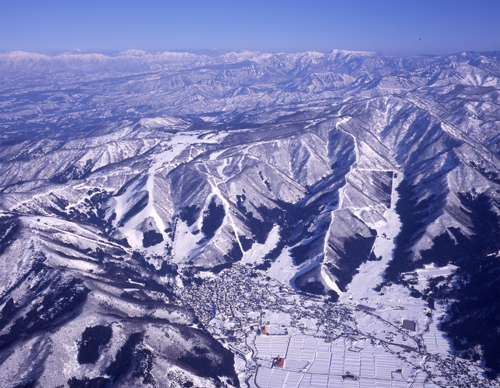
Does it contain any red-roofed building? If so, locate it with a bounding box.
[272,356,284,367]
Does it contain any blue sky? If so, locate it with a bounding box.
[0,0,498,56]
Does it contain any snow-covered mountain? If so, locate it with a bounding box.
[0,49,499,386]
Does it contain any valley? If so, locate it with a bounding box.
[0,49,499,387]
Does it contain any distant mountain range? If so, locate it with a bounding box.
[0,49,499,386]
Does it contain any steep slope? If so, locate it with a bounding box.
[0,49,499,381]
[0,212,239,388]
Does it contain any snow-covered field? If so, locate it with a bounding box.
[254,335,440,388]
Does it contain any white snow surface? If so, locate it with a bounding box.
[241,225,281,265]
[115,130,229,254]
[267,248,296,284]
[341,171,403,302]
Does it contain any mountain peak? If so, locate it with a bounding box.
[326,48,378,57]
[119,49,149,56]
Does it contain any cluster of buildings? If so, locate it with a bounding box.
[177,264,355,344]
[422,354,497,388]
[174,264,498,388]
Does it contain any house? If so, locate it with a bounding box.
[402,319,416,331]
[342,372,358,381]
[272,356,284,367]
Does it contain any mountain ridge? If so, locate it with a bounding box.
[0,49,499,385]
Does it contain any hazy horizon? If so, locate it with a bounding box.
[0,0,498,57]
[2,47,499,58]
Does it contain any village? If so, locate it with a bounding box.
[175,264,498,388]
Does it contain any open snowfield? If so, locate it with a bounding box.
[254,334,441,388]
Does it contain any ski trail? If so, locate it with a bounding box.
[204,161,245,255]
[339,170,404,302]
[116,131,225,252]
[320,117,354,295]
